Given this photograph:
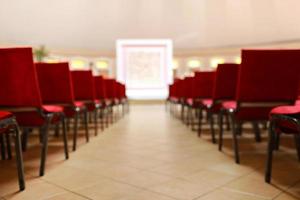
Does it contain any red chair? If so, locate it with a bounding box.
[202,64,239,144]
[219,49,300,164]
[72,70,99,137]
[0,47,68,176]
[187,72,216,136]
[35,62,88,151]
[0,111,25,190]
[266,105,300,183]
[94,75,109,130]
[104,78,117,123]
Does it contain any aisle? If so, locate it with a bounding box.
[1,105,300,200]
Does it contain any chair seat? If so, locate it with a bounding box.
[271,105,300,115]
[42,105,64,113]
[270,106,300,134]
[202,99,213,107]
[296,100,300,105]
[0,111,13,120]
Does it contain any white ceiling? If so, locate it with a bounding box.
[1,0,300,53]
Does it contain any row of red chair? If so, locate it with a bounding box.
[167,49,300,183]
[0,47,128,191]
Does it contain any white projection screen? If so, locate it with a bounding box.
[116,39,173,100]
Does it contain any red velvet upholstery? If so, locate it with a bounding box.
[213,64,239,100]
[72,71,96,101]
[194,72,216,99]
[0,48,64,126]
[94,76,107,100]
[104,78,116,99]
[36,63,74,104]
[237,50,300,102]
[234,50,300,121]
[0,47,42,107]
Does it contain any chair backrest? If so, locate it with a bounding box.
[213,63,239,101]
[104,78,116,99]
[94,76,107,100]
[193,72,216,99]
[71,70,96,101]
[184,77,195,99]
[0,47,42,107]
[237,49,300,103]
[36,62,75,104]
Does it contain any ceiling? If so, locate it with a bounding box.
[1,0,300,54]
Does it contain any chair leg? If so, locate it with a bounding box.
[54,123,60,137]
[40,118,51,176]
[225,114,231,131]
[100,108,104,131]
[13,122,25,191]
[274,133,281,150]
[5,133,12,159]
[197,107,203,137]
[0,134,6,160]
[231,115,240,164]
[252,122,262,142]
[294,134,300,161]
[84,111,89,142]
[72,113,79,151]
[21,128,29,152]
[218,111,224,151]
[209,112,216,144]
[94,109,98,136]
[61,117,69,160]
[265,121,276,183]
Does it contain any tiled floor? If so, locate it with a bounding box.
[1,104,300,200]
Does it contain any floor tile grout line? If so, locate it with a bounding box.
[271,179,300,200]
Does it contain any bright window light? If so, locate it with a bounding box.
[235,57,241,64]
[71,59,86,69]
[116,39,173,100]
[44,58,60,63]
[96,60,109,70]
[210,58,225,68]
[187,59,201,69]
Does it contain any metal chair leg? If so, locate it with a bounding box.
[61,117,69,159]
[294,134,300,161]
[39,117,51,176]
[72,113,79,151]
[197,107,203,137]
[84,111,89,142]
[218,111,224,151]
[94,109,98,136]
[209,112,216,144]
[5,133,12,159]
[252,122,262,142]
[231,115,240,164]
[265,121,275,183]
[13,122,25,191]
[0,134,6,160]
[21,128,29,152]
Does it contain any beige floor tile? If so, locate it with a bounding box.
[183,169,238,187]
[74,178,142,200]
[274,192,300,200]
[196,188,266,200]
[224,174,282,199]
[147,178,217,200]
[41,165,103,190]
[117,190,176,200]
[4,179,66,200]
[45,192,89,200]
